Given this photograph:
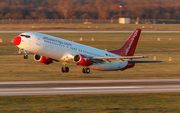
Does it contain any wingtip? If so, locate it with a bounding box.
[154,60,164,62]
[143,56,150,58]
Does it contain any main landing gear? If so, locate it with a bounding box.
[61,62,90,74]
[61,67,69,73]
[61,62,69,73]
[82,67,90,74]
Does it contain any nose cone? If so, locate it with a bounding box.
[13,36,21,45]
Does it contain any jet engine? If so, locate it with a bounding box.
[73,54,91,66]
[34,54,53,65]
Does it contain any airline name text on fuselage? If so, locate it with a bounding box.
[43,37,72,46]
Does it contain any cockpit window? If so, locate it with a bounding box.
[20,34,31,38]
[20,34,25,37]
[26,35,30,38]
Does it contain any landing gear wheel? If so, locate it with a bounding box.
[82,68,90,74]
[61,67,69,73]
[82,68,86,73]
[65,67,69,73]
[61,67,65,73]
[23,54,28,59]
[61,62,69,73]
[86,68,90,74]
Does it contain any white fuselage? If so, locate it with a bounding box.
[17,32,128,71]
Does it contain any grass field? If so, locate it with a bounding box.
[1,24,180,30]
[0,93,180,113]
[0,33,179,81]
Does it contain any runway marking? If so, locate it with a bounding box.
[1,88,180,96]
[51,86,142,90]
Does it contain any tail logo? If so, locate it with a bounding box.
[125,30,139,56]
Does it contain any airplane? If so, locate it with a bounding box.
[13,28,162,74]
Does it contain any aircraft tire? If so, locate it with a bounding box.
[61,67,65,73]
[82,68,90,74]
[86,68,90,74]
[65,67,69,73]
[82,68,86,73]
[23,55,28,59]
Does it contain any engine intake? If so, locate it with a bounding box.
[34,54,52,65]
[73,54,91,66]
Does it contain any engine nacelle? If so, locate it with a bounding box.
[34,54,53,65]
[73,54,91,66]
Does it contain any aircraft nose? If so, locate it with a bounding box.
[13,36,21,45]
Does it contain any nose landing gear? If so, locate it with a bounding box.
[19,49,29,59]
[23,54,28,59]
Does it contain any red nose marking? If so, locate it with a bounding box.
[13,36,21,45]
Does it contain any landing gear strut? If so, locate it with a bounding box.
[61,62,69,73]
[82,67,90,74]
[23,54,28,59]
[20,49,29,59]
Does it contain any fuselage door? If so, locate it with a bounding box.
[118,61,122,69]
[36,37,41,45]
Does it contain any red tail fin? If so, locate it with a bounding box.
[108,28,141,56]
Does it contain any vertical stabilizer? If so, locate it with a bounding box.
[108,28,141,56]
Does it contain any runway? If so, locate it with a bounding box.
[0,30,180,33]
[0,79,180,96]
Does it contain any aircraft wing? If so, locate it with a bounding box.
[92,56,163,64]
[129,60,163,63]
[93,56,149,61]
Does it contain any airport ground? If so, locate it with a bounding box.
[0,25,180,112]
[0,93,179,113]
[0,79,179,113]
